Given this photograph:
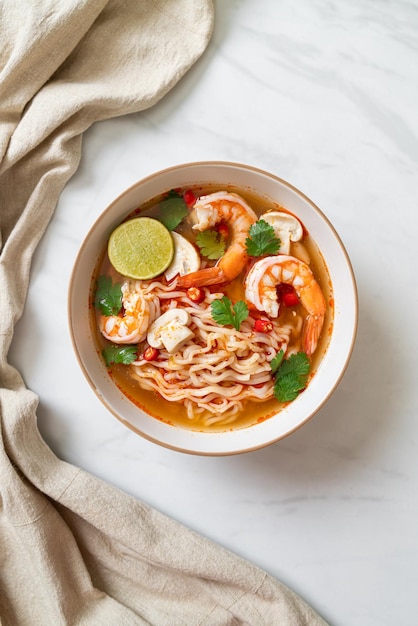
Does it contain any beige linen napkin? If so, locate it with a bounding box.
[0,2,328,624]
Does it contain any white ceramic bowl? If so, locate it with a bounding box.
[68,161,358,455]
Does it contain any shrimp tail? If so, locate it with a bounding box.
[303,314,325,356]
[177,266,228,288]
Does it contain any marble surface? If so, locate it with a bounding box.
[9,1,418,624]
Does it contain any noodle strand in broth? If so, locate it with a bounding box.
[94,186,331,431]
[128,279,294,427]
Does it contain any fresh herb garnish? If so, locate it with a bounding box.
[272,351,310,402]
[102,345,138,367]
[158,197,188,231]
[246,219,281,257]
[196,229,226,260]
[94,276,123,316]
[211,296,249,331]
[166,189,182,198]
[270,349,285,374]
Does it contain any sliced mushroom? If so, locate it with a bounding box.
[261,211,303,255]
[164,232,200,281]
[147,308,194,353]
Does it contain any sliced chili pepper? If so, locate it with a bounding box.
[216,223,229,240]
[187,287,205,304]
[283,292,300,307]
[183,189,196,207]
[277,283,300,307]
[143,346,159,361]
[254,318,273,333]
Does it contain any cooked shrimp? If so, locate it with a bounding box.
[245,255,326,355]
[177,191,257,287]
[99,281,158,344]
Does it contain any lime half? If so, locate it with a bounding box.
[108,217,174,280]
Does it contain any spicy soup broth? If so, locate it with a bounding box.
[91,184,333,432]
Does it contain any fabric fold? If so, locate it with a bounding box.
[0,1,327,624]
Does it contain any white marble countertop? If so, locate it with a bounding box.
[9,1,418,624]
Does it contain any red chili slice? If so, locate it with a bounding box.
[283,292,300,307]
[277,283,300,307]
[187,287,205,303]
[183,189,196,207]
[254,319,273,333]
[216,223,229,240]
[143,347,159,361]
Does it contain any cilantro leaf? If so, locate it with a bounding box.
[232,300,250,329]
[278,352,310,379]
[246,219,281,257]
[94,275,123,316]
[274,372,305,402]
[210,296,249,331]
[273,352,310,402]
[166,189,182,199]
[270,349,285,374]
[196,229,226,260]
[102,345,138,367]
[158,197,188,231]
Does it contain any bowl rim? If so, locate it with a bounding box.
[68,160,359,455]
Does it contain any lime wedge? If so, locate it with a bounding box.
[108,217,174,280]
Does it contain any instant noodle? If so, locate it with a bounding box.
[92,186,333,431]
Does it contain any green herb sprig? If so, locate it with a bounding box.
[271,350,310,402]
[246,219,281,257]
[94,276,123,316]
[210,296,249,331]
[196,229,226,260]
[102,345,138,367]
[158,197,188,231]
